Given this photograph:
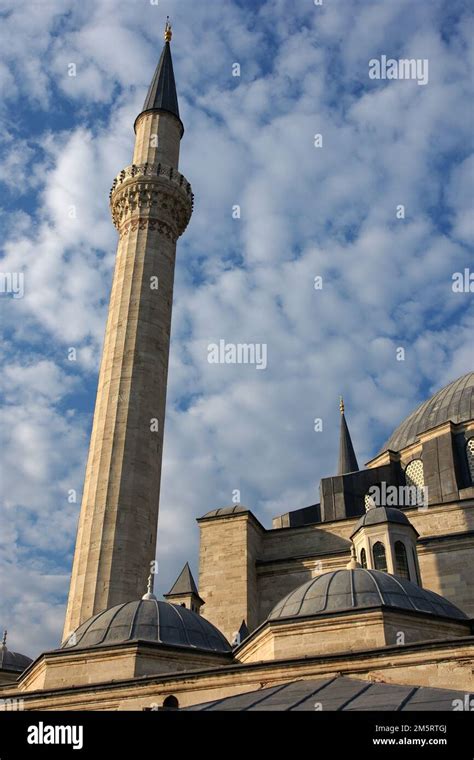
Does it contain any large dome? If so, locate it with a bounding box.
[62,598,230,653]
[268,569,467,621]
[379,372,474,453]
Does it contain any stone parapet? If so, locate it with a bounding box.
[110,162,193,240]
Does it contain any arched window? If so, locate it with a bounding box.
[405,459,424,488]
[394,541,410,580]
[162,695,179,710]
[405,459,425,505]
[364,482,384,510]
[466,439,474,483]
[372,541,387,572]
[364,490,377,511]
[360,548,367,568]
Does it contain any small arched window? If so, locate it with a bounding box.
[364,482,384,510]
[405,458,424,489]
[373,541,387,572]
[360,548,367,568]
[364,491,377,511]
[466,439,474,483]
[394,541,410,580]
[405,459,425,505]
[162,695,179,710]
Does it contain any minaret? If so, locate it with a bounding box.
[63,20,193,640]
[337,397,359,475]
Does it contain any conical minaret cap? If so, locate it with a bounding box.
[337,396,359,475]
[134,18,183,135]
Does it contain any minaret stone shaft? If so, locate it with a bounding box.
[63,24,193,641]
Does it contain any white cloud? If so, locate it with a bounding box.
[446,153,474,246]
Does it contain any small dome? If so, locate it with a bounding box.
[350,506,413,538]
[62,599,230,653]
[380,372,474,453]
[269,569,467,621]
[0,644,32,673]
[201,505,248,519]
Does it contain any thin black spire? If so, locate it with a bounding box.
[135,19,182,133]
[337,397,359,475]
[238,619,249,642]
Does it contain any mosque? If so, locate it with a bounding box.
[1,23,473,712]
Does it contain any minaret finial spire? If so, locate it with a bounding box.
[337,396,359,475]
[134,17,182,134]
[2,630,7,647]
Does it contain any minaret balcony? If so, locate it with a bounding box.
[109,162,193,240]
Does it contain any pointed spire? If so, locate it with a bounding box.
[337,396,359,475]
[238,619,249,642]
[166,562,199,597]
[135,18,182,133]
[231,620,249,648]
[1,630,6,647]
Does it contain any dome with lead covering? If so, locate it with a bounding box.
[350,507,414,538]
[201,505,249,519]
[379,372,474,453]
[268,569,467,621]
[0,643,32,673]
[62,599,231,653]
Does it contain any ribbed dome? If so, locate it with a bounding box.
[62,599,230,653]
[0,645,32,673]
[269,569,467,621]
[380,372,474,453]
[351,507,413,538]
[201,505,249,519]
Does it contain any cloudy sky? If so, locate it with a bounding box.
[0,0,473,657]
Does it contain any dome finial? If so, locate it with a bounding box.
[340,396,344,415]
[142,572,158,600]
[164,16,172,42]
[2,630,6,647]
[346,545,361,569]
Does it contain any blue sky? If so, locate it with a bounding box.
[0,0,473,657]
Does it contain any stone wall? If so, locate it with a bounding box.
[198,501,474,638]
[4,638,473,710]
[237,610,469,663]
[198,513,262,641]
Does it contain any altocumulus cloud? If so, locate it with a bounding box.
[0,0,473,656]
